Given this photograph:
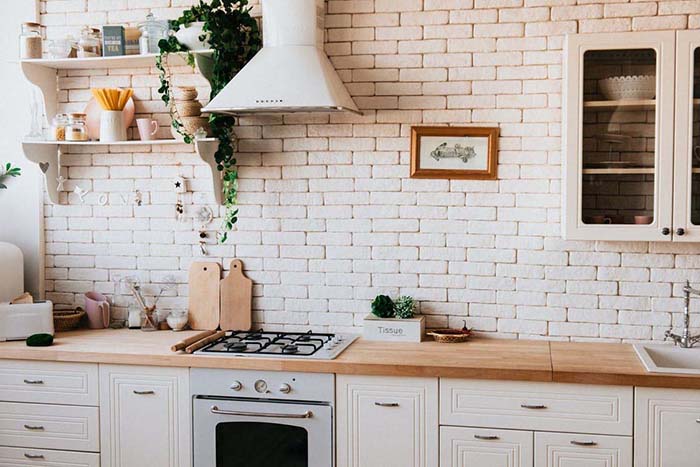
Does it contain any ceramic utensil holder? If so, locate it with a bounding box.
[100,110,127,142]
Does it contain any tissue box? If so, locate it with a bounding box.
[0,300,54,341]
[363,314,425,343]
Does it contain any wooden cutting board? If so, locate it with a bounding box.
[219,259,252,331]
[188,262,222,330]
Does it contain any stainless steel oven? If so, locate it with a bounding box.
[191,368,334,467]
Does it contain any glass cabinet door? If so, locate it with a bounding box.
[674,31,700,241]
[565,32,675,241]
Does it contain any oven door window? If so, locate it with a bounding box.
[216,422,308,467]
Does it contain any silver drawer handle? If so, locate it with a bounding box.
[520,404,547,410]
[24,453,45,459]
[375,402,400,407]
[474,434,500,441]
[133,390,155,395]
[211,406,313,419]
[23,424,45,431]
[570,440,598,447]
[23,379,44,385]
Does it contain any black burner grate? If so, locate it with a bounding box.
[200,330,335,357]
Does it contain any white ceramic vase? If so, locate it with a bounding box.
[175,22,211,51]
[99,110,127,143]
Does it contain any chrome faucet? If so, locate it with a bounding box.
[665,281,700,348]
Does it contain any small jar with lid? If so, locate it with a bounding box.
[77,26,102,58]
[65,113,88,141]
[19,22,42,59]
[51,114,69,141]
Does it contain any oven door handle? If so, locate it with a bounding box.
[210,405,313,419]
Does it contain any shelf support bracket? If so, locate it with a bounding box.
[194,139,223,205]
[21,62,57,123]
[22,142,61,205]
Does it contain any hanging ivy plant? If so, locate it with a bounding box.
[157,0,261,243]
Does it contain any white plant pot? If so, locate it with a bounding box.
[99,110,127,143]
[175,22,211,51]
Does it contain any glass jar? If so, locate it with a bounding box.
[51,114,68,141]
[141,308,159,332]
[19,22,42,59]
[65,113,88,141]
[138,13,169,54]
[77,26,101,58]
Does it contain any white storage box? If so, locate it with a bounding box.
[0,301,54,341]
[363,314,425,343]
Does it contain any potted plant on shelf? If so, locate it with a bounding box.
[363,295,425,343]
[157,0,262,243]
[0,163,21,190]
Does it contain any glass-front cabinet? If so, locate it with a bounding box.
[564,31,675,241]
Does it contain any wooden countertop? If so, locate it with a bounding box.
[1,329,699,388]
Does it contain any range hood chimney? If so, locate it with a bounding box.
[202,0,361,116]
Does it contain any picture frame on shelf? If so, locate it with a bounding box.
[410,126,499,180]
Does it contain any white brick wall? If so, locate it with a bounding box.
[38,0,700,341]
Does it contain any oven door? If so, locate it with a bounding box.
[193,396,333,467]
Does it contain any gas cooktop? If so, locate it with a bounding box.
[195,330,358,360]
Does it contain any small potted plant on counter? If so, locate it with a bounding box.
[363,295,425,342]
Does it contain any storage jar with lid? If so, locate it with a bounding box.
[77,26,102,58]
[65,113,89,141]
[138,13,169,54]
[51,114,69,141]
[19,22,42,59]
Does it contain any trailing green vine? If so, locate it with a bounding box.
[157,0,261,243]
[0,163,21,190]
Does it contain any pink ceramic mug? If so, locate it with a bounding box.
[136,118,159,141]
[84,291,110,329]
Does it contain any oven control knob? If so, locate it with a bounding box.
[254,379,268,393]
[279,383,291,394]
[230,381,243,391]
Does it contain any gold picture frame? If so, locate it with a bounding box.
[410,126,499,180]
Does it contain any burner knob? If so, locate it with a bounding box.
[279,383,291,394]
[230,381,243,391]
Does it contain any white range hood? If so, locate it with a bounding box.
[202,0,360,116]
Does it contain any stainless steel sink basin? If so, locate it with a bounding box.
[634,344,700,375]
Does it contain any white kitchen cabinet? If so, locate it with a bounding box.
[563,31,700,241]
[440,426,533,467]
[535,432,632,467]
[0,445,100,466]
[634,387,700,467]
[336,374,438,467]
[99,365,191,467]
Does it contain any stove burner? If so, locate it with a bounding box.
[282,344,299,354]
[226,342,248,352]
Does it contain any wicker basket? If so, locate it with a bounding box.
[428,322,472,343]
[53,309,86,332]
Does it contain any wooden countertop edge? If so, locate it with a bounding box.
[551,370,700,390]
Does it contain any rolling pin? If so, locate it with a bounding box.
[170,330,216,352]
[185,330,226,354]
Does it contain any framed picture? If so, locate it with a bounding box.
[410,126,499,180]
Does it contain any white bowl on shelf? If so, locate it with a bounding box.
[598,75,656,101]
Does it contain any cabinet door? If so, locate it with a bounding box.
[535,432,632,467]
[673,31,700,241]
[336,374,438,467]
[635,387,700,467]
[563,31,676,241]
[99,365,191,467]
[440,426,533,467]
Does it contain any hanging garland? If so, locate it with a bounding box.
[157,0,261,243]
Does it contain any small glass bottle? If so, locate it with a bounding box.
[65,113,88,141]
[51,114,68,141]
[20,22,42,59]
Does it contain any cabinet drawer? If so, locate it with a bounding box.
[0,402,99,452]
[0,445,100,466]
[0,360,98,406]
[535,432,632,467]
[440,379,632,435]
[440,426,533,467]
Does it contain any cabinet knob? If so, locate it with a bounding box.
[662,227,670,235]
[677,228,686,236]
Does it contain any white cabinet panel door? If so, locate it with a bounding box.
[0,360,98,405]
[635,387,700,467]
[440,426,533,467]
[535,432,632,467]
[336,374,438,467]
[99,365,191,467]
[0,445,100,466]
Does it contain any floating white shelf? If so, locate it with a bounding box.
[22,138,222,205]
[583,99,656,111]
[19,50,213,70]
[582,167,655,175]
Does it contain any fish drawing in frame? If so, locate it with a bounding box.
[430,142,477,164]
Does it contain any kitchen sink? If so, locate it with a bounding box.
[634,344,700,375]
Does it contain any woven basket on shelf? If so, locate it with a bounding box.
[53,309,85,332]
[427,321,472,343]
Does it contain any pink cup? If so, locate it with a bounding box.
[136,118,159,141]
[84,291,111,329]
